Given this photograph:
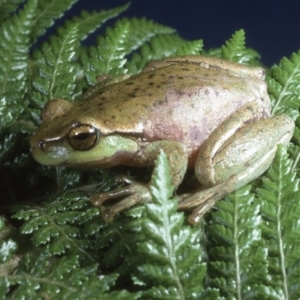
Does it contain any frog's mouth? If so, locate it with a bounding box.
[63,150,137,169]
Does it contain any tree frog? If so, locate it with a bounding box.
[30,56,294,224]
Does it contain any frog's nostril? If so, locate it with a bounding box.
[38,140,46,151]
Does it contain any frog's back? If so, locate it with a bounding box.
[79,63,270,158]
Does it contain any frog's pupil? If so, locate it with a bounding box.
[74,132,90,140]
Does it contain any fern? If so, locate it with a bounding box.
[268,51,300,118]
[115,17,175,53]
[256,145,300,299]
[206,186,274,298]
[0,0,37,131]
[12,192,99,259]
[85,21,130,84]
[126,34,188,73]
[134,150,206,299]
[63,3,130,41]
[0,250,140,299]
[0,217,17,264]
[31,0,78,41]
[221,29,260,64]
[1,1,300,298]
[31,23,78,111]
[0,0,24,21]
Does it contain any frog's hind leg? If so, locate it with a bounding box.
[179,113,294,224]
[178,148,274,224]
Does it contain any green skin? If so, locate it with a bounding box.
[30,56,295,224]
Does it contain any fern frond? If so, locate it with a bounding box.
[0,0,37,131]
[0,0,23,21]
[175,40,203,56]
[134,150,205,299]
[115,17,175,54]
[31,0,78,41]
[222,29,260,64]
[0,216,17,264]
[85,21,130,84]
[12,192,99,260]
[256,145,300,298]
[268,51,300,118]
[126,34,186,73]
[31,23,78,110]
[63,3,129,41]
[0,250,140,299]
[206,186,273,298]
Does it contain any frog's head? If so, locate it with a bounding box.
[30,99,139,168]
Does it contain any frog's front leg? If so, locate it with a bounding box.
[92,141,188,221]
[178,102,294,224]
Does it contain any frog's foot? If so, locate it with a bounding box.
[91,180,151,222]
[178,140,281,224]
[178,184,228,224]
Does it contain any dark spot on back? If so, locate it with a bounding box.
[148,73,155,79]
[77,102,85,107]
[127,92,136,98]
[125,81,134,85]
[81,107,90,113]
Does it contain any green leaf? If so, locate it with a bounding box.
[0,250,140,299]
[0,0,24,21]
[85,21,130,84]
[135,150,206,299]
[126,34,186,73]
[256,145,300,298]
[12,192,98,259]
[63,3,130,41]
[206,186,272,298]
[31,23,79,109]
[268,51,300,118]
[0,217,17,263]
[175,40,203,56]
[0,0,37,131]
[221,29,260,64]
[32,0,78,41]
[115,17,175,54]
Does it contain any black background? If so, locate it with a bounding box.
[58,0,300,67]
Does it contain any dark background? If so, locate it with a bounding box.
[62,0,300,67]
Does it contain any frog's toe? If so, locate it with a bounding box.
[91,186,136,206]
[92,183,152,221]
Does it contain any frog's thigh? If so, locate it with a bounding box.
[178,149,275,224]
[178,114,294,224]
[195,114,293,186]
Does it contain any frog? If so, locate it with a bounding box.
[30,55,295,224]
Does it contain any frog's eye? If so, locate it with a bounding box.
[68,124,99,150]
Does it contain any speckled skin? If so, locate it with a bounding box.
[31,56,270,166]
[30,56,294,223]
